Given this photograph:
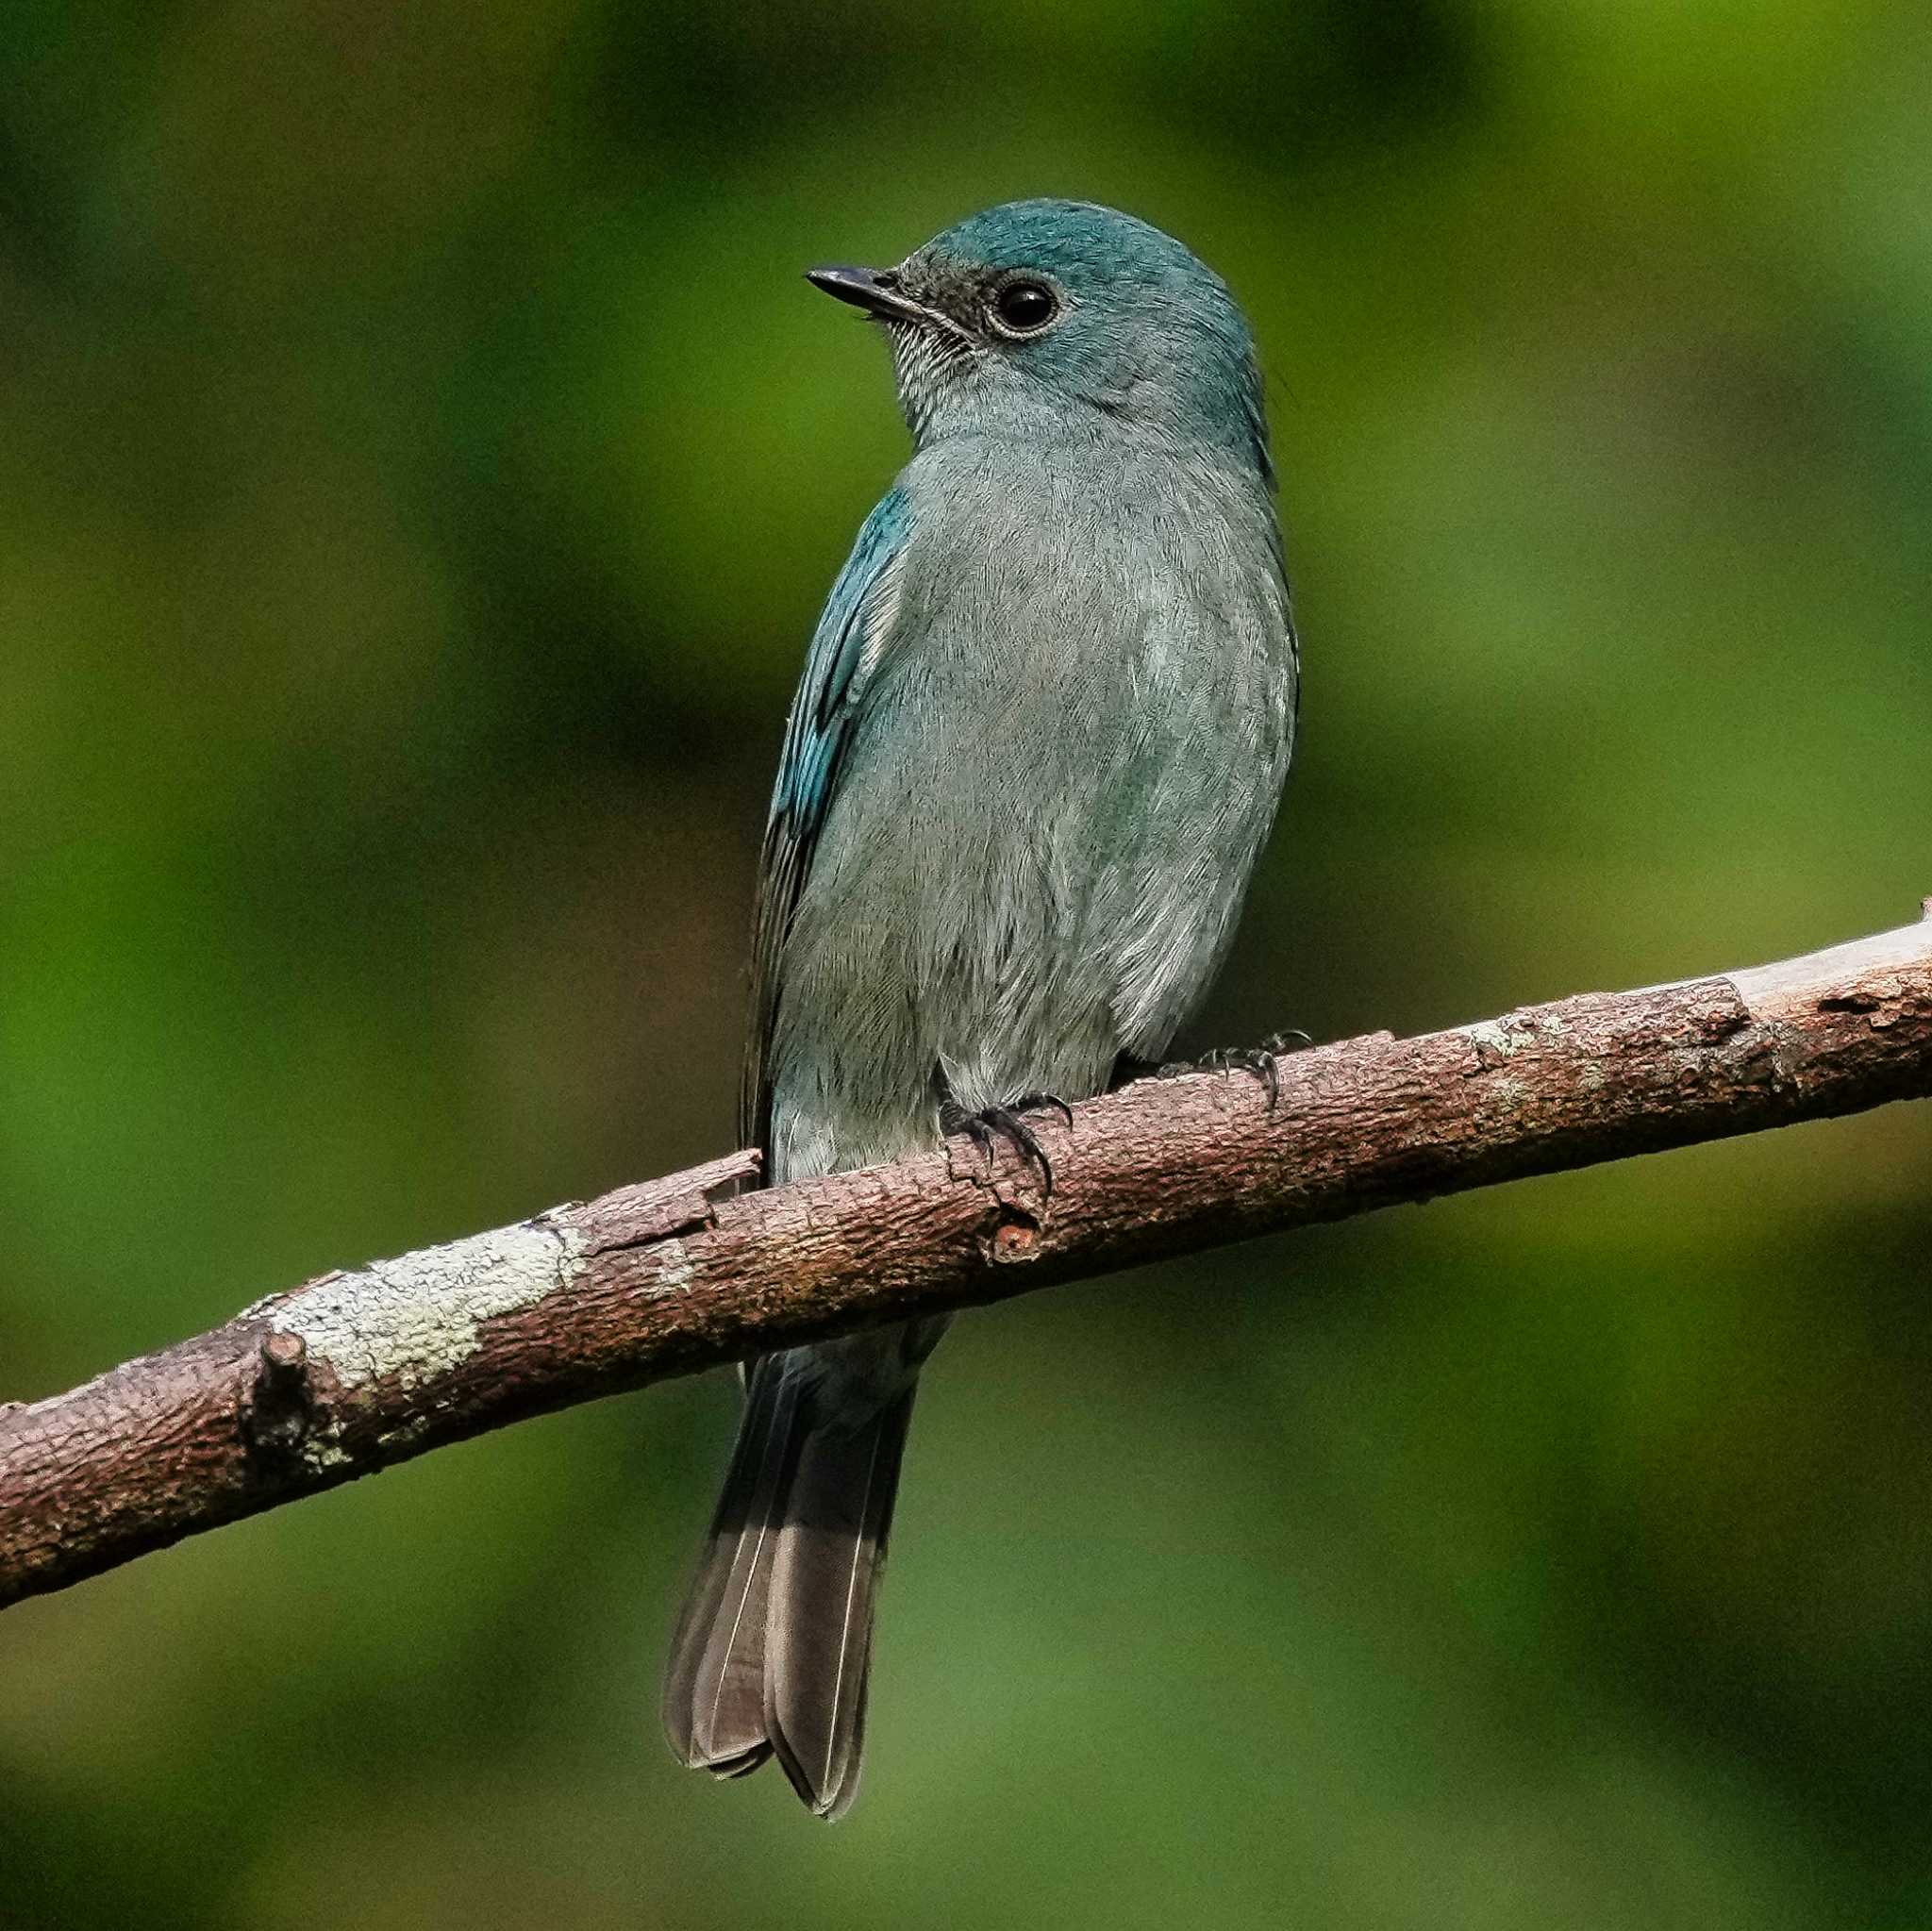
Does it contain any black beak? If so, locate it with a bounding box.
[806,264,929,325]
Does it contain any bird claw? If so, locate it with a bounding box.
[1008,1089,1075,1130]
[1130,1029,1314,1113]
[941,1092,1071,1197]
[1199,1045,1283,1110]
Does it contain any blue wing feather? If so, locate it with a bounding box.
[742,487,913,1156]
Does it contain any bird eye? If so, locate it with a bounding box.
[990,280,1059,337]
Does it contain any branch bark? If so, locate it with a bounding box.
[5,906,1930,1611]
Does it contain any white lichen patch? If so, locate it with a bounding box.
[1463,1012,1554,1061]
[1465,1020,1515,1059]
[275,1219,585,1394]
[653,1237,695,1293]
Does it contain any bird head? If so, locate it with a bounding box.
[808,198,1272,483]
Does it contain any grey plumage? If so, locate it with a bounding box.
[663,199,1297,1818]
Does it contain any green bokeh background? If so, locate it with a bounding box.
[4,1,1930,1924]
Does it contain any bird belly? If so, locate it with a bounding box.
[767,690,1276,1187]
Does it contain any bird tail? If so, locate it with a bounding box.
[662,1352,917,1820]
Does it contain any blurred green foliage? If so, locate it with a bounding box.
[3,0,1930,1924]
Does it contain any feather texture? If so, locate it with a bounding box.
[741,487,913,1158]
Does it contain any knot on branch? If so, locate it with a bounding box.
[240,1330,313,1462]
[985,1207,1042,1264]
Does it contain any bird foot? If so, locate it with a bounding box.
[941,1091,1073,1197]
[1115,1030,1312,1112]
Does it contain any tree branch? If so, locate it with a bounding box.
[4,906,1930,1611]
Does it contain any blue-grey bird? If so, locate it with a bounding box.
[661,198,1298,1818]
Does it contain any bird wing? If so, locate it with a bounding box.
[741,486,913,1159]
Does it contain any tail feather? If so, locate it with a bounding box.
[662,1359,795,1774]
[662,1356,918,1819]
[765,1388,915,1819]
